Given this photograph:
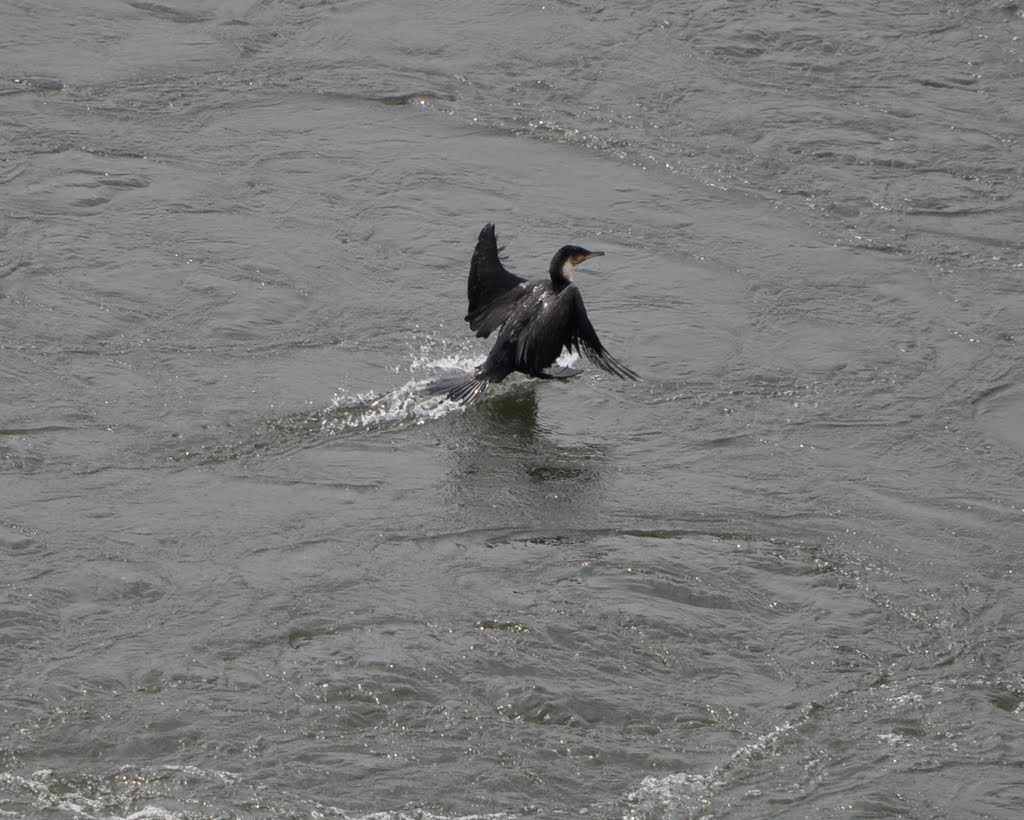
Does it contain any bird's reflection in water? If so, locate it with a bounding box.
[442,385,609,527]
[474,387,543,440]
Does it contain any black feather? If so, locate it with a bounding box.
[427,224,639,406]
[465,224,528,337]
[425,374,489,405]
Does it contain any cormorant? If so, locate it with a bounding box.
[426,223,639,404]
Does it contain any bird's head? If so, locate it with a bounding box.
[549,245,605,283]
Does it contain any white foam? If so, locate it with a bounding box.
[323,381,456,433]
[623,718,801,818]
[319,338,500,433]
[624,771,714,818]
[555,350,580,367]
[408,335,485,375]
[412,350,486,374]
[0,766,520,820]
[0,769,123,819]
[124,808,180,820]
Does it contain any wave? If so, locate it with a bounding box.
[0,766,517,820]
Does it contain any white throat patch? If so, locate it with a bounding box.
[561,259,577,281]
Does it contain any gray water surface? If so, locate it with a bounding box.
[3,1,1024,817]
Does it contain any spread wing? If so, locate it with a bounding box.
[468,282,531,339]
[465,223,527,336]
[514,285,640,380]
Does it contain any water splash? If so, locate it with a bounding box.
[319,340,586,436]
[320,344,487,435]
[321,379,460,435]
[177,336,581,465]
[174,342,486,465]
[622,715,802,818]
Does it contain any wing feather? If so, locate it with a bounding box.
[565,287,640,380]
[510,285,639,380]
[465,223,527,335]
[513,288,574,374]
[470,283,530,338]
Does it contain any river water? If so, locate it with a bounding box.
[3,1,1023,817]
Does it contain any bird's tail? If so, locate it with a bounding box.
[425,374,490,405]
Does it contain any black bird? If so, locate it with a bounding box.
[426,223,639,404]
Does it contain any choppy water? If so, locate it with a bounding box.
[3,1,1024,817]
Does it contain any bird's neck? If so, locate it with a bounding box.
[548,260,573,291]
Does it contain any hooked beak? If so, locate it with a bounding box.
[583,251,605,262]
